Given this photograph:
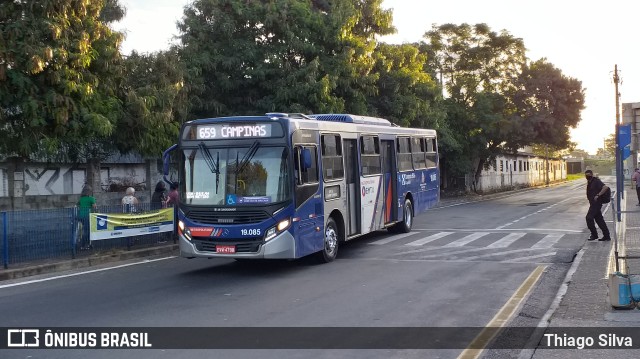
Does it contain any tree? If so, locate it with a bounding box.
[177,0,394,118]
[116,49,188,156]
[604,133,615,157]
[513,59,585,149]
[0,0,125,160]
[368,43,443,128]
[421,23,527,187]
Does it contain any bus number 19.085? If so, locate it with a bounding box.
[241,229,261,236]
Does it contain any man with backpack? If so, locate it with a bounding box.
[585,169,611,241]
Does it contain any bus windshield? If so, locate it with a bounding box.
[182,145,291,206]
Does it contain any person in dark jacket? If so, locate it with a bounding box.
[151,181,167,210]
[585,170,611,241]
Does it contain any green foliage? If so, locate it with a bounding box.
[422,23,527,178]
[422,23,586,187]
[178,0,394,117]
[0,0,125,160]
[513,59,585,148]
[368,43,443,128]
[117,49,187,156]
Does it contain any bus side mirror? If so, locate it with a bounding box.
[301,148,312,170]
[162,144,177,184]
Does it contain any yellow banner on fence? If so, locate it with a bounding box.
[89,208,174,241]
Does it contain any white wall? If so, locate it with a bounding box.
[22,164,147,196]
[475,155,566,192]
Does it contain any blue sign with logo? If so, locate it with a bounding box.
[619,124,632,149]
[96,215,108,230]
[226,194,237,205]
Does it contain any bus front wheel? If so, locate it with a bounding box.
[317,218,339,263]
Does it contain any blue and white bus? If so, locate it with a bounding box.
[163,113,439,263]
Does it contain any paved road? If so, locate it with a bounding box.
[0,179,597,359]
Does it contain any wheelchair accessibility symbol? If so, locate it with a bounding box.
[226,195,237,205]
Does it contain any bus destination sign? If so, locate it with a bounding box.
[197,124,273,140]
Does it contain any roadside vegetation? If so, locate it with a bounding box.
[0,0,585,189]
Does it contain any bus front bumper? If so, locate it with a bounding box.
[178,231,296,259]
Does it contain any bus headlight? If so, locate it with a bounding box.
[264,218,291,242]
[277,218,291,231]
[178,220,192,241]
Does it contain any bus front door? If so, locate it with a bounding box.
[344,139,360,236]
[381,139,397,224]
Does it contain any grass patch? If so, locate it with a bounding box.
[567,173,583,181]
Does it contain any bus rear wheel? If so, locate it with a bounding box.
[317,218,339,263]
[391,199,413,233]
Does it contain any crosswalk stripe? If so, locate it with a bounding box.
[465,248,534,260]
[414,246,493,259]
[531,234,563,249]
[506,252,557,263]
[486,233,526,248]
[405,232,454,246]
[369,232,419,245]
[444,232,490,247]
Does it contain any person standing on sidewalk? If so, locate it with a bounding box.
[632,168,640,206]
[585,170,611,241]
[77,185,97,248]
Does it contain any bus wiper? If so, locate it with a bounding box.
[234,141,260,194]
[237,141,260,174]
[198,142,221,194]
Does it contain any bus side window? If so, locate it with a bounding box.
[426,137,438,168]
[294,145,318,185]
[397,137,412,171]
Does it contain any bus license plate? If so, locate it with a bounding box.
[216,245,236,254]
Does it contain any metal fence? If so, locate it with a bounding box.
[611,190,640,274]
[1,203,175,269]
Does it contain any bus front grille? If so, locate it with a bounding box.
[185,209,270,225]
[193,239,262,253]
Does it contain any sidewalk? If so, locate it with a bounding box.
[529,187,640,359]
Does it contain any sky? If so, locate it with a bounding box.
[114,0,640,155]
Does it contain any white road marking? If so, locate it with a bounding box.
[486,233,527,248]
[412,228,581,233]
[0,257,176,289]
[413,247,494,259]
[531,234,563,249]
[464,248,537,260]
[444,232,490,247]
[506,252,557,262]
[405,232,454,246]
[369,232,420,245]
[495,198,573,229]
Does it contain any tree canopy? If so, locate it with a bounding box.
[0,0,125,160]
[0,2,588,192]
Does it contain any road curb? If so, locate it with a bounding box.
[0,244,179,282]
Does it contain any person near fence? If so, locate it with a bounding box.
[77,185,97,248]
[122,187,139,213]
[166,182,179,208]
[151,181,167,210]
[585,170,611,241]
[632,168,640,206]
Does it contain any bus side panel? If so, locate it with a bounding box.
[411,168,439,215]
[293,194,324,258]
[360,175,383,233]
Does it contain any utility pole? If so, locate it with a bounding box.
[614,65,622,220]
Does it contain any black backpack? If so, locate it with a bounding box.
[600,187,611,203]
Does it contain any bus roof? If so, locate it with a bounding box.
[185,113,437,137]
